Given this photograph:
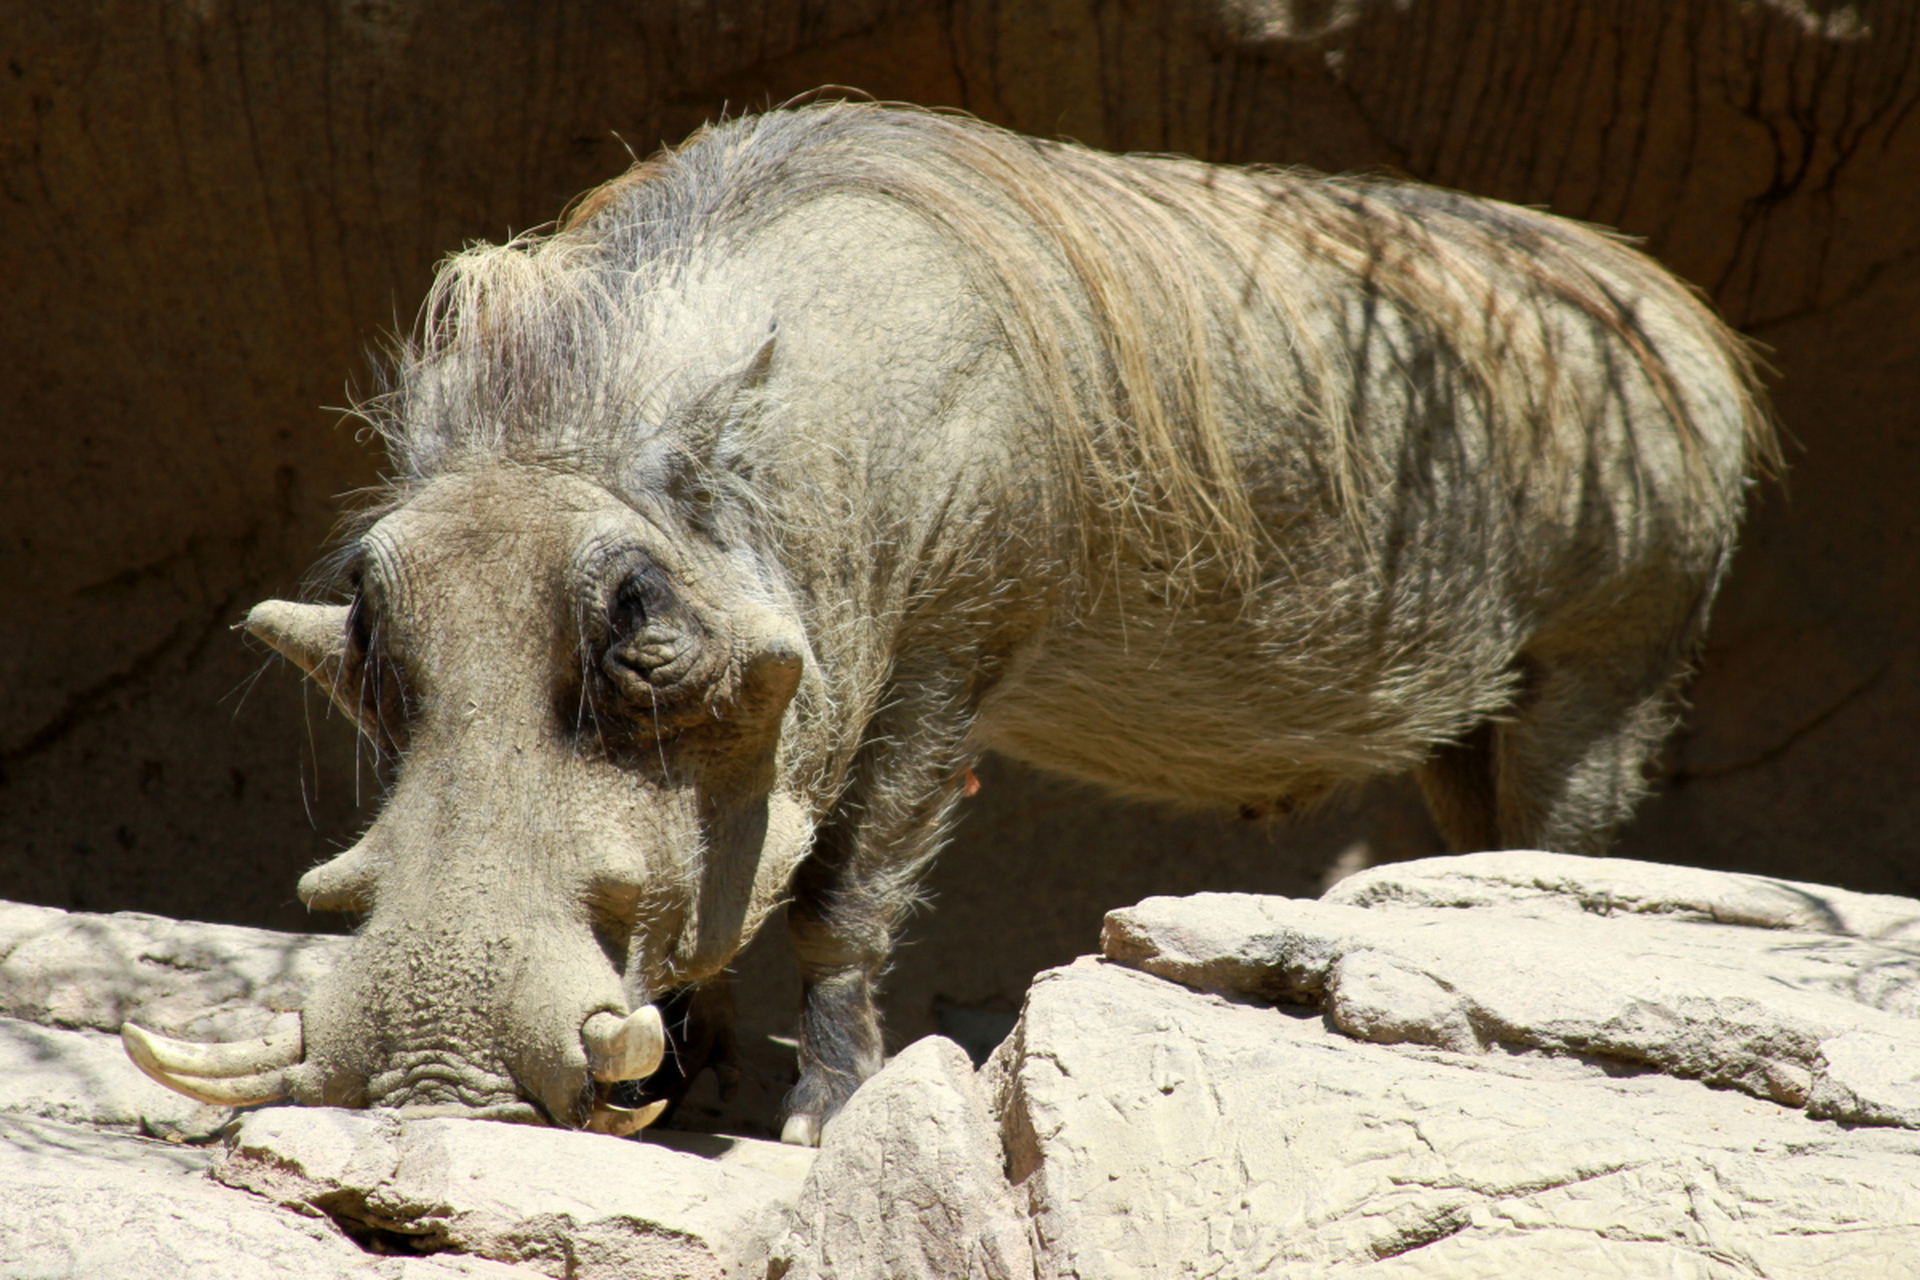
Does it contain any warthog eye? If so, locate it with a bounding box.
[341,571,409,756]
[594,559,717,731]
[344,582,373,660]
[607,570,656,637]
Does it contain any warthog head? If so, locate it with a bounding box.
[126,462,816,1134]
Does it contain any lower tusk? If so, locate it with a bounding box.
[581,1005,665,1083]
[122,1017,300,1108]
[122,1015,302,1079]
[134,1062,290,1108]
[586,1099,668,1137]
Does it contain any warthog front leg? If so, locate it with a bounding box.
[781,687,976,1145]
[783,867,887,1147]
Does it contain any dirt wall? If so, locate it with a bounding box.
[4,0,1915,1047]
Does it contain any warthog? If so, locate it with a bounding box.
[125,103,1774,1143]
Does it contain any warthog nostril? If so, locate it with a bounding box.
[121,1014,302,1107]
[580,1005,665,1083]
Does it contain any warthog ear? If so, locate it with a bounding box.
[675,330,776,460]
[645,330,778,526]
[242,600,348,685]
[242,599,397,747]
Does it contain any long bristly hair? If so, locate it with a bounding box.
[356,101,1776,596]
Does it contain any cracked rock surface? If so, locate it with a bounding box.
[5,852,1920,1277]
[0,899,348,1043]
[772,1036,1034,1280]
[1079,850,1920,1276]
[996,958,1920,1277]
[1103,850,1920,1124]
[0,1112,529,1278]
[215,1107,811,1280]
[0,903,345,1141]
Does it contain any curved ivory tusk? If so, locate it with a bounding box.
[134,1063,290,1108]
[121,1020,293,1113]
[586,1099,669,1137]
[581,1005,665,1083]
[122,1017,303,1078]
[122,1018,300,1108]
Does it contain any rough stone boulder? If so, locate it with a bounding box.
[785,851,1920,1277]
[4,1077,812,1280]
[215,1107,812,1279]
[772,1036,1033,1280]
[1058,850,1920,1275]
[6,851,1920,1276]
[1103,852,1920,1122]
[984,956,1920,1276]
[0,899,348,1042]
[0,1111,536,1278]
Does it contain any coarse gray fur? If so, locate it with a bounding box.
[251,103,1774,1137]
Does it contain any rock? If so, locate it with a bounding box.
[0,1015,230,1140]
[644,1125,819,1185]
[0,1112,540,1278]
[1809,1030,1920,1128]
[215,1105,812,1279]
[992,956,1920,1278]
[0,903,64,952]
[0,902,345,1147]
[0,901,346,1041]
[1102,853,1920,1121]
[1325,849,1920,943]
[773,1036,1033,1280]
[8,853,1920,1276]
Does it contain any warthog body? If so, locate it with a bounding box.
[126,103,1772,1140]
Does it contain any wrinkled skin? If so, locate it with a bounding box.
[277,470,816,1130]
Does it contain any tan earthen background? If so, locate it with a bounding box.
[4,0,1915,1048]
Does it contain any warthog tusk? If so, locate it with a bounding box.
[122,1016,303,1078]
[129,1063,290,1109]
[122,1016,301,1108]
[581,1005,665,1083]
[586,1099,668,1136]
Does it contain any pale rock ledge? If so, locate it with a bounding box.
[4,850,1919,1277]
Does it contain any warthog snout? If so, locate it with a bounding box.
[124,1002,669,1135]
